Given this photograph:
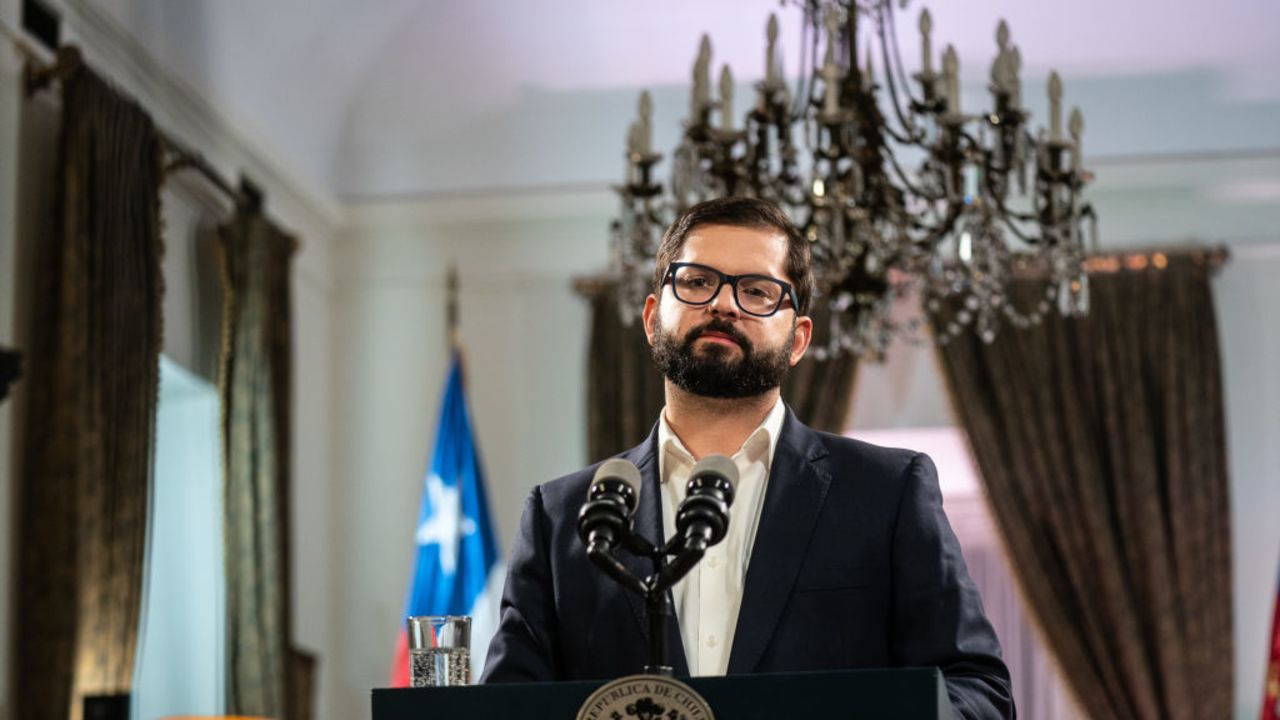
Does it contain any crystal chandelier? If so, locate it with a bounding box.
[608,0,1098,359]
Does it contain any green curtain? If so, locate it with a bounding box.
[580,281,858,459]
[216,209,298,719]
[15,60,163,720]
[931,249,1233,720]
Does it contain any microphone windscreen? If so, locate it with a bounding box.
[689,454,738,491]
[590,458,643,508]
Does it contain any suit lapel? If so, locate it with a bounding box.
[614,429,691,677]
[727,411,831,675]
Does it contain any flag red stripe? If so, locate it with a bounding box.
[390,630,411,688]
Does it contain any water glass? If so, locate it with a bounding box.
[407,615,472,687]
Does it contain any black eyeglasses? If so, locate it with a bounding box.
[664,262,798,318]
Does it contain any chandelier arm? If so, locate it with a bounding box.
[998,214,1049,246]
[878,0,924,128]
[881,147,946,204]
[981,163,1047,227]
[976,139,1051,228]
[883,121,968,202]
[920,202,967,247]
[795,5,822,124]
[957,125,1056,228]
[872,29,923,139]
[881,121,928,146]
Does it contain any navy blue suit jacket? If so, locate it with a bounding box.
[482,409,1014,719]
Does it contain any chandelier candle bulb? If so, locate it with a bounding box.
[720,65,734,131]
[639,91,653,155]
[920,9,933,76]
[1009,46,1022,107]
[821,42,841,117]
[766,14,781,87]
[692,35,712,117]
[993,21,1011,94]
[942,45,959,114]
[1069,107,1084,171]
[1048,71,1063,140]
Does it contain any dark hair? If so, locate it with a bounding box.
[651,197,815,315]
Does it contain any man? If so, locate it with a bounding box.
[482,197,1014,719]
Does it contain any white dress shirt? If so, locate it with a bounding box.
[657,398,786,676]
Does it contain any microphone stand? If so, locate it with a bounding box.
[586,531,707,676]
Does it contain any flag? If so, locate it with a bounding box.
[1264,552,1280,720]
[391,351,504,686]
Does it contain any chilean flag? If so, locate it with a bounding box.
[390,352,504,686]
[1264,550,1280,720]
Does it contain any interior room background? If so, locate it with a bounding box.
[0,1,1277,719]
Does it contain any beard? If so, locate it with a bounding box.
[651,312,795,399]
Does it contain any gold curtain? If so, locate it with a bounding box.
[780,301,859,433]
[931,249,1233,720]
[584,287,667,461]
[15,63,163,720]
[216,209,298,719]
[581,282,858,459]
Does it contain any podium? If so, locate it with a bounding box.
[372,667,955,719]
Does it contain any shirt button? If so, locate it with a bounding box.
[707,556,719,568]
[705,635,717,648]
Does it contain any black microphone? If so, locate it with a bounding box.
[654,454,738,591]
[675,454,738,553]
[576,458,642,555]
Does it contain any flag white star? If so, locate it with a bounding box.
[415,472,477,577]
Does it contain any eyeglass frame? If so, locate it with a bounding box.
[662,261,800,318]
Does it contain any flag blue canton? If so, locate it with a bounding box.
[403,353,500,620]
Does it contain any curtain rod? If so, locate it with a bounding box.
[14,38,262,212]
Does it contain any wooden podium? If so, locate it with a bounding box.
[372,667,955,719]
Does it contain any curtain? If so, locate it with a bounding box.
[216,209,298,719]
[15,62,163,720]
[780,301,859,433]
[584,285,666,461]
[931,249,1233,720]
[580,281,858,459]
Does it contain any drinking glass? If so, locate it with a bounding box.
[406,615,472,687]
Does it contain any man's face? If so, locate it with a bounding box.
[642,224,813,399]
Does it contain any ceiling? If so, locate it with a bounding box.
[91,0,1280,199]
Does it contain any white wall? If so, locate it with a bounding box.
[0,2,347,718]
[328,189,612,720]
[4,4,1279,720]
[335,148,1280,719]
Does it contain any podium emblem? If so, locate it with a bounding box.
[577,674,715,720]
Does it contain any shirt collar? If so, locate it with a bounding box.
[657,397,787,483]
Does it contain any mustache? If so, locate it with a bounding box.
[685,319,751,351]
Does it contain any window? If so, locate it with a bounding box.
[132,356,225,719]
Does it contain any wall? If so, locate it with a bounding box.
[4,3,1279,719]
[0,1,347,717]
[337,149,1280,719]
[329,188,612,720]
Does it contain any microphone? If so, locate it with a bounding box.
[675,454,738,553]
[576,458,642,555]
[654,454,738,591]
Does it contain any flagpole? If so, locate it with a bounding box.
[446,264,460,353]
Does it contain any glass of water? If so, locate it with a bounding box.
[407,615,472,687]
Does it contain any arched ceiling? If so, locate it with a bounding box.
[91,0,1280,199]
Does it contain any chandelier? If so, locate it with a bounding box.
[608,0,1097,359]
